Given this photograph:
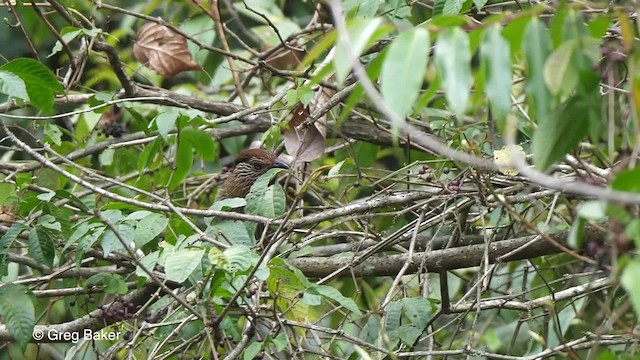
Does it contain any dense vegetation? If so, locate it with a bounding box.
[1,0,640,359]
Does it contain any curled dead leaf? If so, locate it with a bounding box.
[133,22,203,78]
[284,87,332,162]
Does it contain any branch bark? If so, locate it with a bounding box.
[288,226,606,278]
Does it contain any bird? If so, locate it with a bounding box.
[216,148,289,201]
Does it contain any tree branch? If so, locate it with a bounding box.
[287,226,606,278]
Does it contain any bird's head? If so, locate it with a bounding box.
[216,148,288,200]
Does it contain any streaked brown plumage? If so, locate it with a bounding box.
[216,148,288,201]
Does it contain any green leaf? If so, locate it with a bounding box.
[588,16,611,38]
[432,0,446,16]
[338,49,386,126]
[75,226,105,267]
[611,167,640,193]
[532,95,592,171]
[481,25,512,130]
[49,28,83,57]
[622,259,640,318]
[37,214,61,232]
[86,273,128,294]
[299,30,337,70]
[523,18,552,123]
[626,220,640,250]
[385,300,403,331]
[136,251,160,280]
[0,58,63,113]
[99,148,115,166]
[36,191,55,202]
[267,262,309,322]
[568,217,586,249]
[223,245,253,272]
[165,249,204,283]
[0,224,25,276]
[562,11,589,42]
[443,0,464,15]
[435,27,472,118]
[212,197,246,211]
[335,18,385,84]
[0,71,28,101]
[154,112,177,140]
[246,168,286,215]
[206,220,254,246]
[577,200,607,221]
[273,332,288,352]
[138,138,162,173]
[473,0,489,11]
[312,285,362,316]
[49,27,102,57]
[380,28,430,125]
[170,131,195,190]
[101,223,134,256]
[134,212,168,247]
[257,184,286,218]
[543,39,578,95]
[397,325,422,345]
[42,123,63,146]
[402,297,432,330]
[63,221,102,252]
[28,228,55,268]
[243,341,262,360]
[0,284,35,349]
[365,315,381,343]
[54,189,89,212]
[180,128,217,161]
[503,17,530,56]
[0,182,17,205]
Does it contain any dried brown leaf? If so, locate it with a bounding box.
[133,22,202,78]
[265,48,305,70]
[284,87,331,162]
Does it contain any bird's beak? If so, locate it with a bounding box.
[272,159,289,169]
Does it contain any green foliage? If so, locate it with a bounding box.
[612,167,640,193]
[245,168,287,218]
[0,224,25,276]
[481,25,512,130]
[532,93,598,171]
[381,28,430,125]
[523,18,552,123]
[86,273,129,294]
[435,27,472,118]
[334,18,390,84]
[0,58,63,113]
[164,248,204,283]
[0,284,35,349]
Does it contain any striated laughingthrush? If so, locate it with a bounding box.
[215,148,289,201]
